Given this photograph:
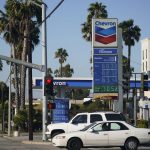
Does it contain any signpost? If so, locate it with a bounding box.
[52,98,69,123]
[92,18,123,112]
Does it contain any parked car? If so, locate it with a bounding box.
[83,97,92,103]
[46,111,126,139]
[52,121,150,150]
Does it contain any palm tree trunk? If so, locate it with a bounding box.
[128,45,131,75]
[126,45,131,105]
[20,23,28,110]
[13,46,20,114]
[60,62,63,77]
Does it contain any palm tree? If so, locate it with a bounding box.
[13,0,41,110]
[81,2,108,42]
[0,2,21,113]
[0,0,41,112]
[55,48,68,77]
[81,2,108,71]
[119,19,141,85]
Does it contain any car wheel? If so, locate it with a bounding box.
[51,131,63,139]
[124,138,138,150]
[67,138,82,150]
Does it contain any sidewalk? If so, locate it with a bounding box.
[2,132,51,145]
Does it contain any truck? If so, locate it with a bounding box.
[46,111,126,139]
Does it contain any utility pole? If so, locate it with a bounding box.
[134,73,137,126]
[8,62,12,137]
[42,2,48,141]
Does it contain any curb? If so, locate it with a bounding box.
[3,135,51,145]
[22,141,51,145]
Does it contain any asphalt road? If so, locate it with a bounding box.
[0,135,150,150]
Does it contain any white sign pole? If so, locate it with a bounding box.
[113,28,123,112]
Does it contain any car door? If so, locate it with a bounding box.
[84,123,109,146]
[68,114,88,132]
[108,122,130,146]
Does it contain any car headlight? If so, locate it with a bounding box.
[55,135,66,139]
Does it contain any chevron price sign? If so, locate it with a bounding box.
[93,19,118,47]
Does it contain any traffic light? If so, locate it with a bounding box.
[122,80,129,93]
[47,102,56,109]
[143,74,148,91]
[122,72,130,93]
[44,76,54,96]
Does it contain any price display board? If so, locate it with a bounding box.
[93,50,118,93]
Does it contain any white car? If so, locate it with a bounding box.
[52,121,150,150]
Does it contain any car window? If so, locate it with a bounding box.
[105,114,126,121]
[92,123,103,132]
[110,123,121,130]
[81,122,97,131]
[110,122,129,131]
[90,114,103,123]
[72,114,87,124]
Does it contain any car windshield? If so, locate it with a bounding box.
[80,122,97,131]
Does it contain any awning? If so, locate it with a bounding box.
[94,93,118,100]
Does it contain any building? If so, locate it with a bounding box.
[141,38,150,75]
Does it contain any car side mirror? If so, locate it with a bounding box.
[88,128,93,132]
[88,128,99,133]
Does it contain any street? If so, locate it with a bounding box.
[0,136,150,150]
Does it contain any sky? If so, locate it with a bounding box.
[0,0,150,84]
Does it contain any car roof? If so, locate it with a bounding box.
[95,120,126,124]
[76,111,121,115]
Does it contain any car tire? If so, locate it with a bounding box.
[67,138,82,150]
[124,138,138,150]
[51,131,63,139]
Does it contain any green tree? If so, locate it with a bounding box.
[73,89,90,100]
[0,82,9,104]
[13,109,28,131]
[54,69,60,77]
[62,64,74,77]
[47,68,53,76]
[55,48,68,77]
[54,64,74,77]
[0,82,9,132]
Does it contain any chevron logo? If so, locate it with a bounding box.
[95,25,116,44]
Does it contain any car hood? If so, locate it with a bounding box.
[47,122,68,130]
[54,131,85,138]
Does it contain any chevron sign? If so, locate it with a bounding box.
[93,19,118,47]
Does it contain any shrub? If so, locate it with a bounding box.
[13,110,28,131]
[137,120,148,128]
